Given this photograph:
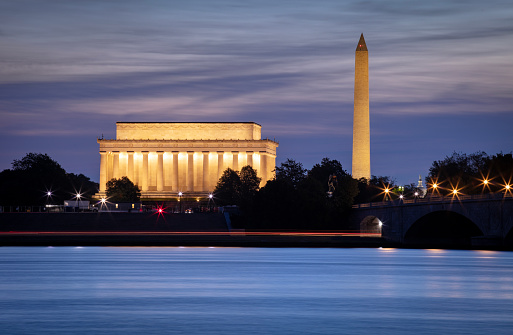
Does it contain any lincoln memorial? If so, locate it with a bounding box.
[94,122,278,201]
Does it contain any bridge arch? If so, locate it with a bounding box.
[404,210,484,246]
[360,216,383,235]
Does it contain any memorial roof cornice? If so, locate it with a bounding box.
[116,121,262,126]
[98,138,278,144]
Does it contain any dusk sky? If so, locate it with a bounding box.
[1,0,512,186]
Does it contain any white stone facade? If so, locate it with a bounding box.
[95,122,278,200]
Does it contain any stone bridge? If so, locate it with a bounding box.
[349,194,513,247]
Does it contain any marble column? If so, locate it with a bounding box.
[187,151,194,192]
[157,151,164,191]
[127,151,134,183]
[232,151,239,171]
[133,152,140,186]
[260,151,268,182]
[203,151,209,191]
[172,151,179,191]
[99,151,107,192]
[246,151,253,167]
[142,151,149,191]
[112,151,119,179]
[217,151,224,178]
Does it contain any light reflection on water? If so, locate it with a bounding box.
[1,247,513,334]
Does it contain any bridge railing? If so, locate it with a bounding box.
[352,192,512,209]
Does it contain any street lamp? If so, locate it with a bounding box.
[178,192,183,213]
[76,193,82,212]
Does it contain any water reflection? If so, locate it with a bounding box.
[1,247,513,335]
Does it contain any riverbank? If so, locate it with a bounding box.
[1,213,511,250]
[0,212,387,247]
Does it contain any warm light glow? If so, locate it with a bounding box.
[507,185,511,190]
[384,188,390,194]
[433,183,438,189]
[209,194,213,199]
[399,195,404,199]
[178,192,183,196]
[483,179,489,185]
[452,189,458,195]
[414,192,419,196]
[101,198,106,204]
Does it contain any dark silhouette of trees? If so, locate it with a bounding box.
[246,157,358,230]
[0,153,98,206]
[213,166,261,208]
[427,151,512,195]
[239,165,261,208]
[274,158,307,189]
[106,176,141,202]
[354,176,397,203]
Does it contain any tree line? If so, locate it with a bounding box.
[0,153,98,206]
[1,151,511,229]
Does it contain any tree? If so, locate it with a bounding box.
[0,153,69,205]
[274,158,307,189]
[213,166,261,208]
[249,158,358,230]
[106,176,141,202]
[427,151,513,195]
[307,158,358,228]
[308,158,345,185]
[354,175,397,203]
[213,168,241,206]
[67,173,99,200]
[428,151,489,195]
[484,152,513,190]
[239,165,261,206]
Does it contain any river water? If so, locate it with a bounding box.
[1,247,513,334]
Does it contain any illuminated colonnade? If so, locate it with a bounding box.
[95,122,278,200]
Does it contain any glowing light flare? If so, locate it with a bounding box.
[378,184,393,201]
[153,203,169,221]
[476,173,495,194]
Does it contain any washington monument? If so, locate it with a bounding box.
[352,33,371,180]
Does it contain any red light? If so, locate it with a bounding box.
[158,208,163,213]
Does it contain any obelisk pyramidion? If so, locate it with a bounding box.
[352,33,371,180]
